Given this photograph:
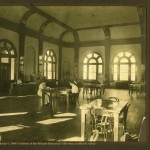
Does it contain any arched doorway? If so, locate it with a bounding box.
[0,39,17,94]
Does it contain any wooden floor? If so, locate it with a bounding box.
[0,88,145,142]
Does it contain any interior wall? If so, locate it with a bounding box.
[79,46,105,81]
[43,42,59,80]
[24,36,38,81]
[110,44,142,82]
[62,47,74,80]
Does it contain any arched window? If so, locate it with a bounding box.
[83,52,103,80]
[43,49,56,80]
[0,39,16,81]
[113,52,136,81]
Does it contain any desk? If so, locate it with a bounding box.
[58,88,70,110]
[129,83,145,96]
[42,87,70,111]
[83,83,104,100]
[42,88,56,114]
[80,99,128,141]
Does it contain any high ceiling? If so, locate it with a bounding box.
[0,5,144,42]
[37,6,139,29]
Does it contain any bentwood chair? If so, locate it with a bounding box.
[90,107,112,141]
[119,102,131,132]
[120,117,146,142]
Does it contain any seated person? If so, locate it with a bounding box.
[37,78,50,105]
[69,81,80,106]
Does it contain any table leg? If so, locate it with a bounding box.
[113,113,119,141]
[66,92,69,110]
[81,109,87,141]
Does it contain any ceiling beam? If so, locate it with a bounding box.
[26,5,74,31]
[75,22,140,31]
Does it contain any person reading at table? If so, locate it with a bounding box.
[37,78,50,105]
[69,81,80,106]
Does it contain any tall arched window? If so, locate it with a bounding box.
[113,52,136,81]
[83,52,103,80]
[0,39,16,81]
[43,49,56,80]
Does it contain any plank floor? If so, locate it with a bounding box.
[0,89,146,142]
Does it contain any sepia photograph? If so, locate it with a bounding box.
[0,1,149,148]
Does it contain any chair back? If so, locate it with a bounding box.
[91,107,109,125]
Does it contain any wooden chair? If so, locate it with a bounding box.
[120,117,146,142]
[90,107,112,141]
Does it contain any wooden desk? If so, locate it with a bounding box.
[42,87,70,111]
[58,88,70,110]
[42,88,56,114]
[129,83,145,96]
[80,99,128,141]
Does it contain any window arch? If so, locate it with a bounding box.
[83,52,103,80]
[113,51,136,81]
[43,49,56,80]
[0,39,16,80]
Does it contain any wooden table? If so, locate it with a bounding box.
[42,87,70,111]
[80,99,128,142]
[58,88,70,110]
[129,83,145,96]
[82,83,105,100]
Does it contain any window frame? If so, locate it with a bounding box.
[83,52,103,81]
[43,49,56,80]
[113,52,136,81]
[0,39,16,81]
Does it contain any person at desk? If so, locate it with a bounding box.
[69,81,80,106]
[37,79,50,105]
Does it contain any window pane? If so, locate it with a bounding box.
[53,72,55,79]
[47,50,49,55]
[120,64,128,80]
[83,58,88,63]
[53,57,55,62]
[1,58,9,63]
[87,54,92,58]
[48,63,52,71]
[113,65,118,80]
[131,64,135,81]
[2,50,8,54]
[130,56,135,63]
[83,65,87,73]
[120,58,128,63]
[114,65,117,72]
[89,65,96,79]
[117,52,123,57]
[48,72,52,79]
[51,51,53,56]
[11,50,14,55]
[83,73,87,79]
[94,53,99,58]
[48,57,51,61]
[44,63,46,76]
[114,57,118,63]
[89,59,96,63]
[39,55,42,60]
[98,57,102,63]
[98,65,102,73]
[125,52,131,57]
[113,73,117,80]
[44,55,47,60]
[11,58,15,80]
